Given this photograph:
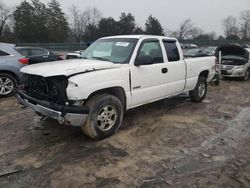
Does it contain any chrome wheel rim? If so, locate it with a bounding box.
[0,77,14,95]
[96,105,117,131]
[198,83,206,97]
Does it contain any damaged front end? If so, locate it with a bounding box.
[16,74,89,126]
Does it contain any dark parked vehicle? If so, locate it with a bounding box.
[0,43,28,97]
[184,48,208,58]
[15,47,63,64]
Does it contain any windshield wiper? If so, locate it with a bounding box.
[92,56,111,62]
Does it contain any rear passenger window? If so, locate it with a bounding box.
[0,50,10,56]
[163,41,180,62]
[18,49,29,56]
[138,41,163,63]
[30,49,47,56]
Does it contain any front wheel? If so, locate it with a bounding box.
[81,94,124,140]
[189,77,207,103]
[0,73,17,97]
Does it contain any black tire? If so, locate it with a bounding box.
[0,73,17,97]
[189,77,207,103]
[242,70,250,81]
[81,94,124,140]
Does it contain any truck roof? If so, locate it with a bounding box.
[101,35,177,40]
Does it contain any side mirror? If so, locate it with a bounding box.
[135,55,154,66]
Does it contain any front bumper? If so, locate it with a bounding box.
[220,68,245,77]
[16,90,89,126]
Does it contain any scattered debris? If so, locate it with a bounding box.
[202,153,211,158]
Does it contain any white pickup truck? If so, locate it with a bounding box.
[16,35,216,140]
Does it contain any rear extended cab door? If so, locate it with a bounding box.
[161,39,186,96]
[128,38,186,108]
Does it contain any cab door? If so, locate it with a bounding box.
[162,39,186,96]
[130,39,169,107]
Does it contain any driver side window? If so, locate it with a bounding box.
[138,41,163,63]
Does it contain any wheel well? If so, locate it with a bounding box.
[0,70,19,83]
[199,70,209,79]
[87,87,126,109]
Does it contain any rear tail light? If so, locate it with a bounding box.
[19,58,29,64]
[58,56,64,60]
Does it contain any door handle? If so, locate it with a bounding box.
[162,68,168,74]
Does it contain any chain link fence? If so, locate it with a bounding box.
[16,40,249,52]
[179,40,248,47]
[16,42,88,52]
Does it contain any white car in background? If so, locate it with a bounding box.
[66,50,85,59]
[204,47,217,56]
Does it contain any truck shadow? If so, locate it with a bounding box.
[123,95,190,130]
[221,77,250,82]
[39,95,191,139]
[31,95,191,147]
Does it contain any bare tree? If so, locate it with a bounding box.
[0,1,12,38]
[190,27,203,39]
[69,6,101,42]
[176,19,198,40]
[70,5,86,42]
[84,7,101,27]
[239,10,250,40]
[164,28,172,37]
[208,31,217,40]
[222,16,239,38]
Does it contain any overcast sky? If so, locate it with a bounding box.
[6,0,250,36]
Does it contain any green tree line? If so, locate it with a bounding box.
[0,0,250,43]
[0,0,163,43]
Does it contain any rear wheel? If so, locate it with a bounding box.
[0,73,17,97]
[189,77,207,103]
[81,94,124,140]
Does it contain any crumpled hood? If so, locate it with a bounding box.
[21,59,121,77]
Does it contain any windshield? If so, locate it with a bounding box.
[81,38,138,64]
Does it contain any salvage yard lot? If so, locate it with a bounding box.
[1,80,250,187]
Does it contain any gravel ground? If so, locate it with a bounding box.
[0,79,250,188]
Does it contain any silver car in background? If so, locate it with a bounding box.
[216,44,250,81]
[0,43,28,97]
